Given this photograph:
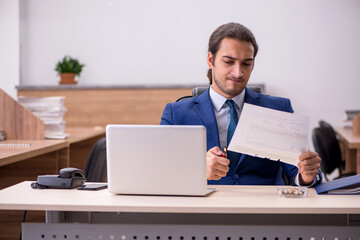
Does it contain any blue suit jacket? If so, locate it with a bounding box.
[160,87,315,185]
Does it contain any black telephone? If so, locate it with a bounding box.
[31,167,86,189]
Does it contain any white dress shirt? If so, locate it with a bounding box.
[209,86,245,151]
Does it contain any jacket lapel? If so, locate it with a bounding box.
[193,88,220,147]
[192,87,261,165]
[244,87,261,105]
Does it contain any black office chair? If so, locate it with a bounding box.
[84,137,107,182]
[176,86,262,102]
[312,121,356,181]
[319,120,338,138]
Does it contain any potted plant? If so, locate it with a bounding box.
[55,56,85,84]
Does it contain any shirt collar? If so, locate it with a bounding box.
[209,86,245,112]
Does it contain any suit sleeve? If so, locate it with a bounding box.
[282,162,299,186]
[160,103,174,125]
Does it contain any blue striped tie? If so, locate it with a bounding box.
[226,100,239,170]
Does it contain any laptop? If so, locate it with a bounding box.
[106,124,213,196]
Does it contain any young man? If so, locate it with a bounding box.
[161,22,321,186]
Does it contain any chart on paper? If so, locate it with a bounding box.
[228,103,310,166]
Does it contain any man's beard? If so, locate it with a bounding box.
[213,73,245,98]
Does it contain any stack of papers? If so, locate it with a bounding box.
[18,96,68,139]
[345,110,360,120]
[343,110,360,128]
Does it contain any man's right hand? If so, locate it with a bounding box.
[207,146,230,180]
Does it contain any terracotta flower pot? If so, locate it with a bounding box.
[59,73,77,84]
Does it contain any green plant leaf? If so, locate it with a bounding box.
[55,55,84,76]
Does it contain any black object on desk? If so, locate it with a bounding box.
[78,183,108,190]
[31,167,86,189]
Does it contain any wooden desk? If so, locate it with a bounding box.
[0,127,104,240]
[0,140,68,240]
[0,182,359,239]
[0,140,69,187]
[66,126,105,144]
[0,140,68,166]
[334,127,360,174]
[65,126,106,170]
[1,182,360,214]
[0,126,106,188]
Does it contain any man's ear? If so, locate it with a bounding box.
[207,52,214,69]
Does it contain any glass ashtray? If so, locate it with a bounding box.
[277,187,308,198]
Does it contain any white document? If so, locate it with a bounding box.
[227,103,310,166]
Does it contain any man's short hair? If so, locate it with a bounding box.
[207,22,258,84]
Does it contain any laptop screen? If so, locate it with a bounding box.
[106,125,208,196]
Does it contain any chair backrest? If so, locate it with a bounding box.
[192,87,208,97]
[319,120,337,137]
[84,137,107,182]
[312,124,342,179]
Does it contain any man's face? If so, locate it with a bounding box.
[207,38,255,99]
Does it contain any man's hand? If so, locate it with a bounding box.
[297,151,321,185]
[207,146,230,180]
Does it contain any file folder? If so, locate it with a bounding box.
[315,174,360,194]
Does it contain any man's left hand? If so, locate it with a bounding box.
[297,151,321,185]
